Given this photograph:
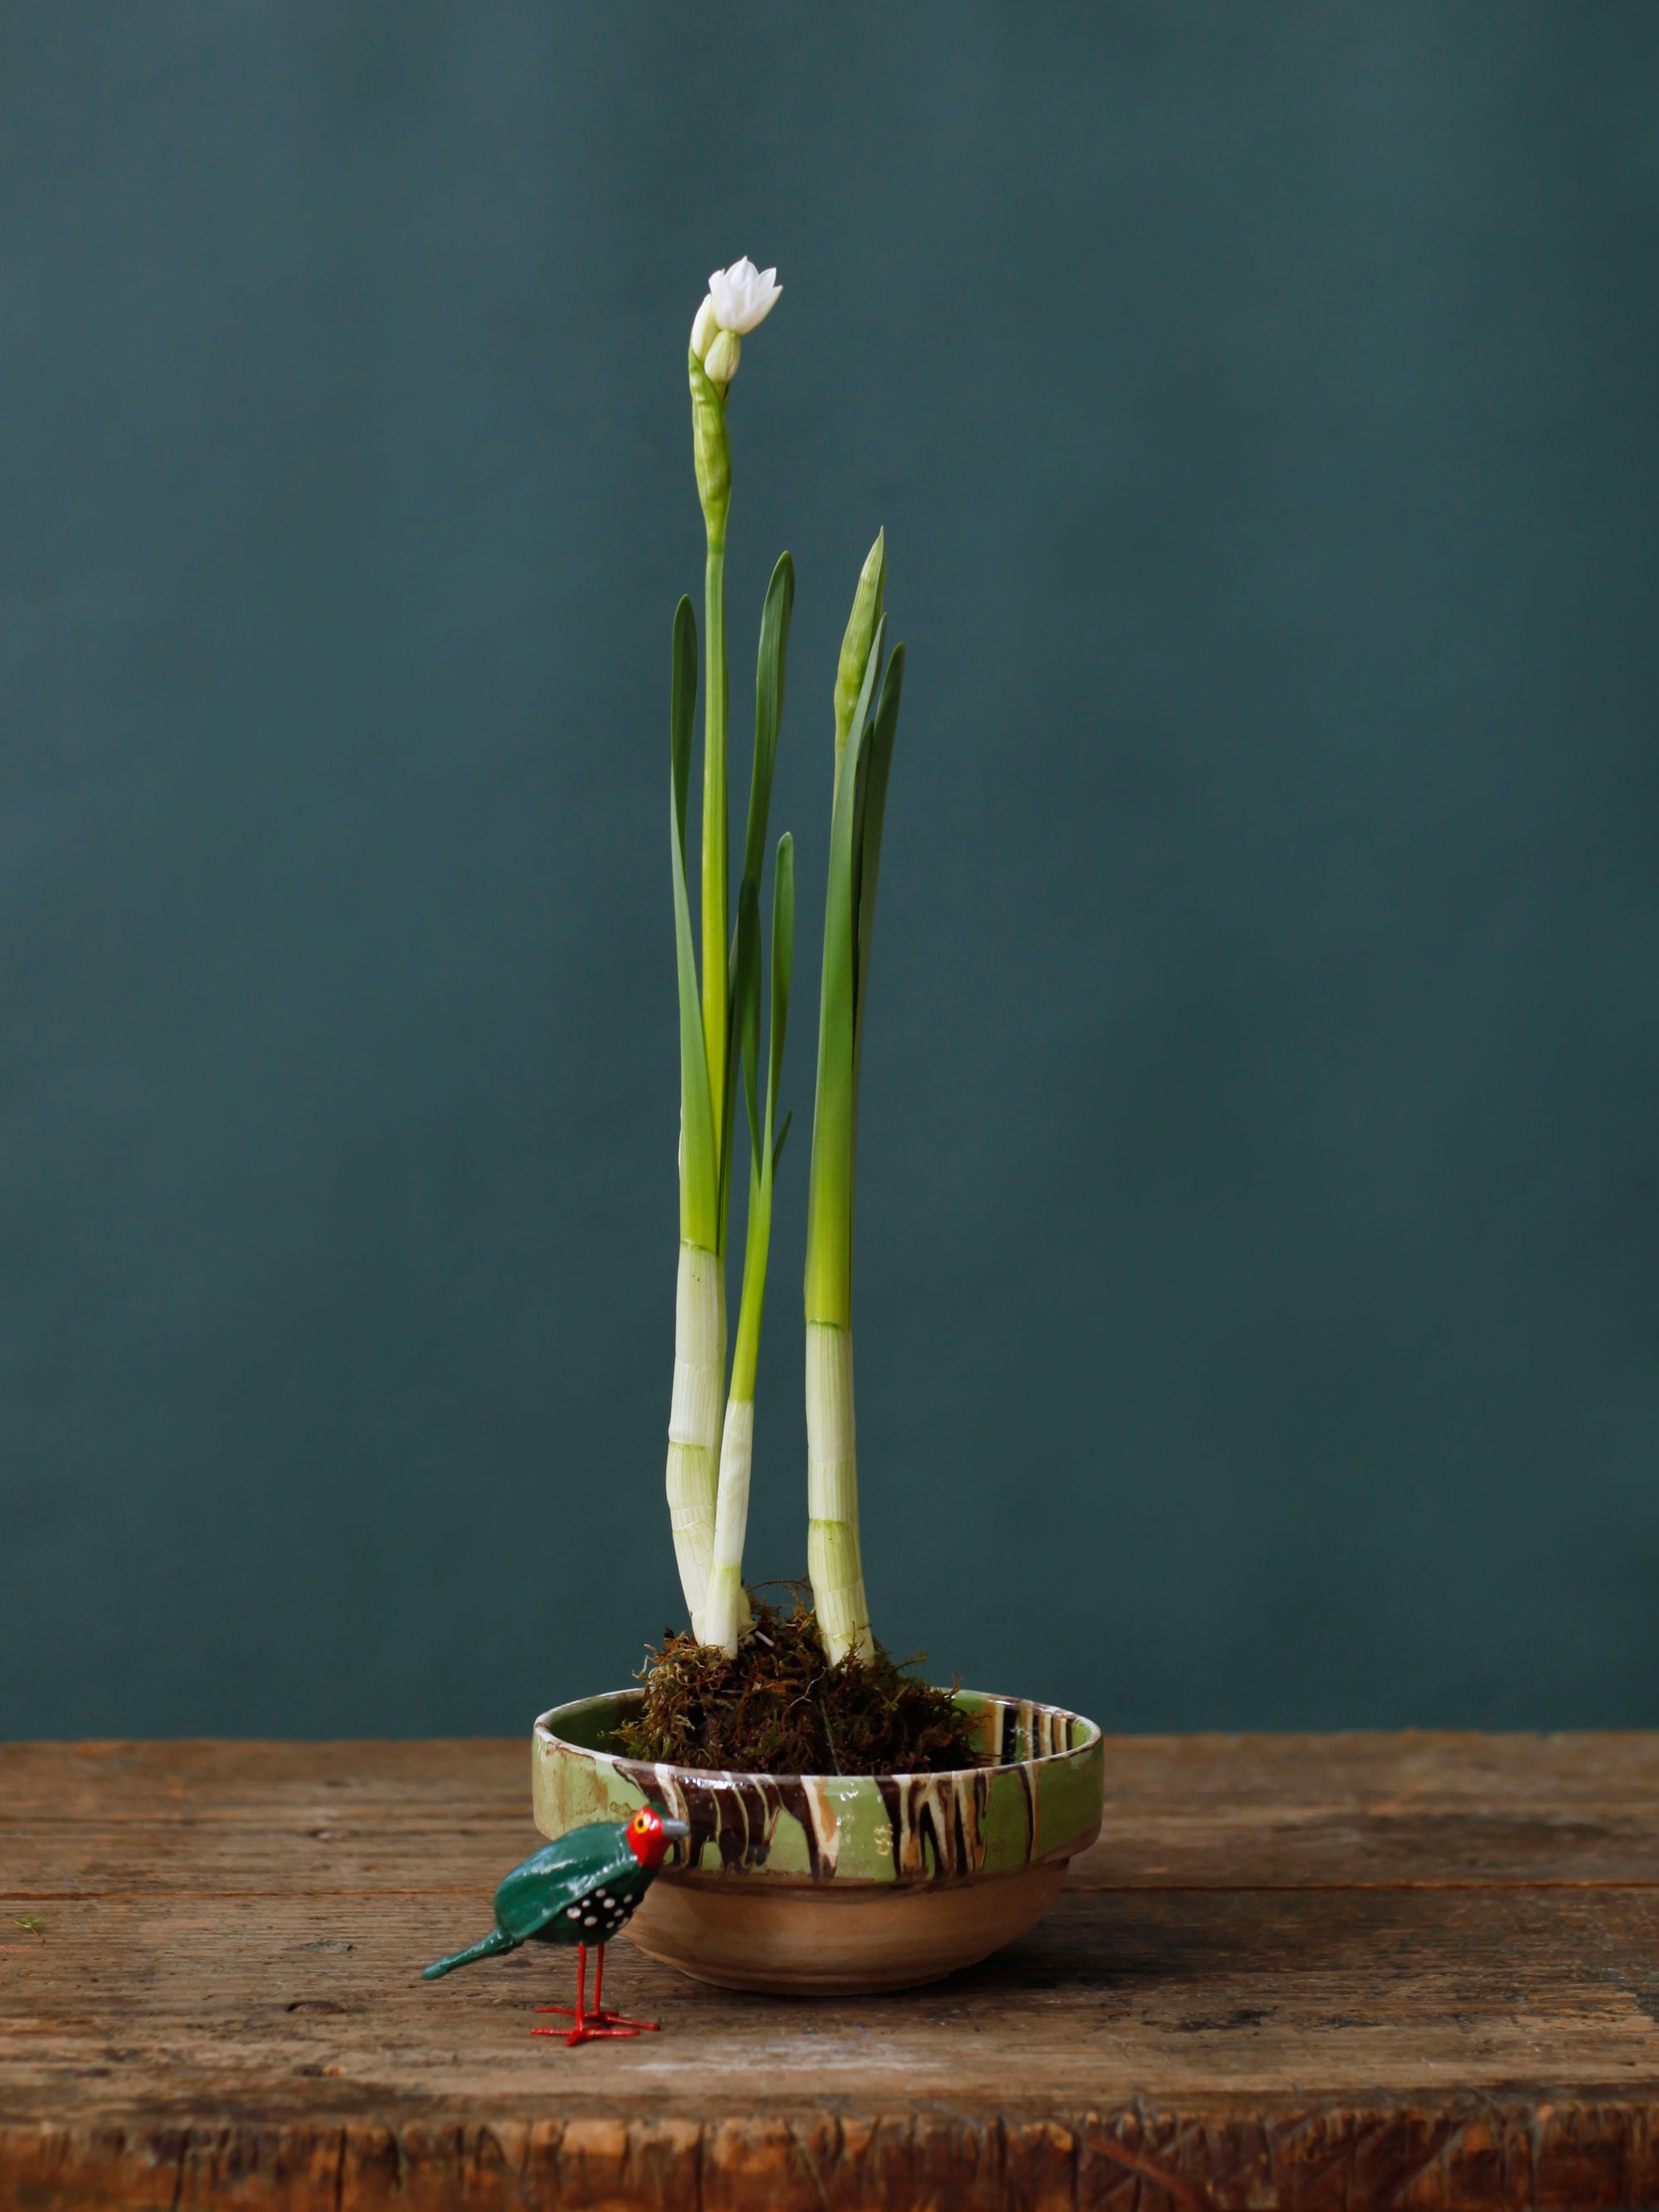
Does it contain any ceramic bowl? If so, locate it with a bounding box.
[531,1687,1102,1995]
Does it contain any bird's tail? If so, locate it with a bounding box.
[421,1926,516,1980]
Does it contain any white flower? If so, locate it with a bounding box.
[706,258,781,338]
[689,259,781,394]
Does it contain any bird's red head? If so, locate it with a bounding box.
[623,1805,689,1871]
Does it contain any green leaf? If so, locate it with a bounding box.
[846,612,886,789]
[772,1108,794,1179]
[719,553,793,1252]
[766,831,795,1167]
[845,644,903,1254]
[834,530,887,768]
[725,837,792,1409]
[733,876,763,1176]
[804,616,886,1326]
[851,642,904,1112]
[842,608,888,954]
[742,553,795,891]
[670,600,718,1248]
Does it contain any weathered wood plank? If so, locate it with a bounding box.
[5,1737,1659,2209]
[6,2101,1659,2212]
[0,1739,529,1818]
[7,1884,1659,2111]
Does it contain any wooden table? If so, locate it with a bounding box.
[5,1736,1659,2209]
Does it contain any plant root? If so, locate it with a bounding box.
[615,1585,980,1777]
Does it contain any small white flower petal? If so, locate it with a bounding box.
[706,261,743,329]
[707,256,782,338]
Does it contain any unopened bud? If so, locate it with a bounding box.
[833,529,887,765]
[703,328,742,386]
[690,294,718,361]
[688,348,731,547]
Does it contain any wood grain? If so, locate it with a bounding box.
[5,1735,1659,2208]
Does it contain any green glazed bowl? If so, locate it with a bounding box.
[532,1687,1103,1994]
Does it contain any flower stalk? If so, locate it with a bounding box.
[688,348,731,1174]
[665,262,791,1646]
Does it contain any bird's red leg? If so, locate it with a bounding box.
[533,1942,659,2044]
[533,1942,594,2041]
[586,1944,662,2035]
[533,1941,661,2042]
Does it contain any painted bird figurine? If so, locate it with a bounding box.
[421,1806,690,2044]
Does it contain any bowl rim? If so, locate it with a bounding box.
[533,1683,1103,1788]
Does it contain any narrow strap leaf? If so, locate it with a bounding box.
[843,607,888,1002]
[771,1107,794,1179]
[803,619,885,1325]
[671,597,696,869]
[851,641,904,1106]
[845,614,886,803]
[733,877,763,1176]
[742,553,795,892]
[846,643,903,1254]
[722,834,791,1417]
[767,830,795,1157]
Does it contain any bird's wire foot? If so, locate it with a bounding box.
[533,2017,650,2044]
[534,2003,661,2035]
[529,1943,663,2044]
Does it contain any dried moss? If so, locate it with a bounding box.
[614,1586,980,1777]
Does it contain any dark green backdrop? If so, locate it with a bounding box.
[4,5,1657,1738]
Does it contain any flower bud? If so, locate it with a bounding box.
[833,529,887,766]
[703,328,742,386]
[688,347,731,547]
[690,294,718,362]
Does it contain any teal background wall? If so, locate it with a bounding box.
[4,5,1657,1738]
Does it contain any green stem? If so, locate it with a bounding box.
[729,1157,772,1404]
[701,538,727,1212]
[688,346,733,1246]
[703,1166,767,1658]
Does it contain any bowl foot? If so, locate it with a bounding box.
[625,1861,1066,1997]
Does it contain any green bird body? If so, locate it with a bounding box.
[421,1804,689,2043]
[422,1826,655,1976]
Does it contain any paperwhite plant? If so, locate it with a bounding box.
[664,263,904,1668]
